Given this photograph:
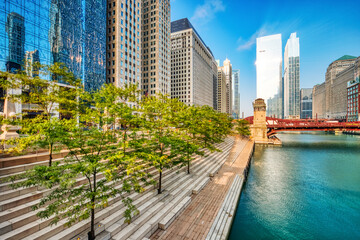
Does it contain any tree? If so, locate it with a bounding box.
[137,95,183,194]
[11,84,151,240]
[176,104,204,174]
[235,119,251,137]
[1,63,82,166]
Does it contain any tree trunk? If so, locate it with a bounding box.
[89,172,96,240]
[187,142,190,174]
[49,143,53,167]
[158,169,162,194]
[123,129,127,155]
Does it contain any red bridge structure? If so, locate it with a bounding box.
[244,116,360,137]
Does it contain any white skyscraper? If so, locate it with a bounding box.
[284,32,300,118]
[256,34,283,117]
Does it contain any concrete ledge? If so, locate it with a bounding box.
[205,174,243,240]
[158,196,191,230]
[192,177,210,195]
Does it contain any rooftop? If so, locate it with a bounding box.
[171,18,213,57]
[336,55,357,61]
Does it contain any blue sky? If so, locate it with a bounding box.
[171,0,360,116]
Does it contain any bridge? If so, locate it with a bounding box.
[244,116,360,137]
[246,98,360,144]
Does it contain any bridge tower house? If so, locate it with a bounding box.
[251,98,269,143]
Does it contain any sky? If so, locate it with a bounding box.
[171,0,360,117]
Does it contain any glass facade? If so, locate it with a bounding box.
[0,0,106,91]
[256,34,283,117]
[284,32,300,118]
[232,69,240,119]
[300,88,312,119]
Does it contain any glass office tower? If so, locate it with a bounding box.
[256,34,283,117]
[0,0,106,91]
[284,32,300,118]
[232,69,240,119]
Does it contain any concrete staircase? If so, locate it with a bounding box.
[0,137,235,240]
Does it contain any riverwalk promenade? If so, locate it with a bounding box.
[151,136,255,240]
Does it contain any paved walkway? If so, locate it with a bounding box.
[150,136,254,240]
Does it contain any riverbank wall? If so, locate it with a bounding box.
[206,138,255,240]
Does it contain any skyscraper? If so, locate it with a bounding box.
[223,59,232,115]
[284,32,300,119]
[1,0,107,91]
[106,0,142,94]
[232,69,240,119]
[217,67,227,113]
[170,18,216,108]
[141,0,171,96]
[1,0,107,114]
[212,59,218,111]
[256,34,283,117]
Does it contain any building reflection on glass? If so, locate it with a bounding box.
[0,0,106,92]
[25,49,40,77]
[5,12,25,73]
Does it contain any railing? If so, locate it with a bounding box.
[243,116,360,136]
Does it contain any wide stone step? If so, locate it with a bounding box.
[22,142,233,240]
[0,151,68,169]
[0,138,234,240]
[0,151,205,237]
[115,141,235,239]
[192,177,210,195]
[104,144,232,239]
[158,196,191,230]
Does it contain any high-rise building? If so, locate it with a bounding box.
[1,0,107,115]
[232,69,240,119]
[312,83,326,119]
[217,59,232,114]
[312,55,359,120]
[300,88,312,119]
[223,59,232,115]
[170,18,216,107]
[284,33,300,119]
[346,57,360,122]
[141,0,171,97]
[1,0,107,91]
[106,0,142,94]
[325,55,357,119]
[217,67,227,113]
[212,59,218,111]
[256,34,283,118]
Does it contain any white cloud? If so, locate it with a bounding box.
[191,0,225,24]
[237,26,268,51]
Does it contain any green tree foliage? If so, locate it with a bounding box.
[235,119,251,137]
[176,105,204,174]
[11,83,151,240]
[137,95,183,194]
[1,63,82,165]
[3,63,234,239]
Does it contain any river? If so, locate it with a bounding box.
[228,132,360,240]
